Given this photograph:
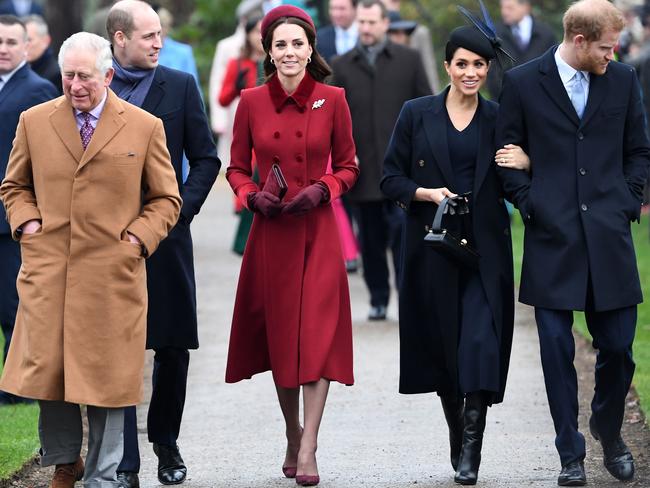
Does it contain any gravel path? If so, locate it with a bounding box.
[3,180,647,487]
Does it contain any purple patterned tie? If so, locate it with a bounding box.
[79,112,94,150]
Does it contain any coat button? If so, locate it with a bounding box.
[579,168,587,175]
[274,131,280,139]
[298,107,305,113]
[296,155,303,162]
[504,228,510,236]
[418,159,425,167]
[424,225,430,232]
[578,132,584,140]
[272,155,280,163]
[297,180,304,187]
[296,131,303,138]
[276,108,282,114]
[581,203,588,211]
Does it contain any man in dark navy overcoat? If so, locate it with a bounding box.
[0,14,57,405]
[496,0,649,485]
[106,1,220,487]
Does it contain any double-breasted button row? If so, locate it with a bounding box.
[274,131,304,139]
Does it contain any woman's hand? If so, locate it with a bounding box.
[495,144,530,172]
[414,187,457,205]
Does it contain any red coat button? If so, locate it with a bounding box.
[274,131,280,139]
[296,131,303,138]
[297,180,304,187]
[296,155,303,162]
[272,156,280,163]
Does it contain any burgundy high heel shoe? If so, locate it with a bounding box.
[295,474,320,486]
[282,466,297,478]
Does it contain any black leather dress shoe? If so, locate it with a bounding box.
[153,443,187,485]
[557,461,586,486]
[117,471,140,488]
[589,416,635,481]
[368,305,387,321]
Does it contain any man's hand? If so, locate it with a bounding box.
[20,219,42,235]
[126,232,141,245]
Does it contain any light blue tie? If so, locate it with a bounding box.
[570,71,586,119]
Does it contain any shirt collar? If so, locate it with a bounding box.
[75,88,109,121]
[517,15,533,36]
[334,22,358,37]
[268,71,316,112]
[0,60,26,85]
[555,45,590,86]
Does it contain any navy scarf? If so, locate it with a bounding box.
[110,57,155,108]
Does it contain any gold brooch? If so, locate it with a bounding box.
[312,99,325,110]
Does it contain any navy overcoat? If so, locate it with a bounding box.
[381,89,514,402]
[139,65,221,349]
[496,48,650,312]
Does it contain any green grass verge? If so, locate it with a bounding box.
[0,335,40,479]
[510,216,650,413]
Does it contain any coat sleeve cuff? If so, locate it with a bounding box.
[10,206,42,240]
[126,220,158,257]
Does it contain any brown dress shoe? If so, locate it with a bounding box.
[49,456,84,488]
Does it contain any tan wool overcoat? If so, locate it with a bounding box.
[0,90,182,407]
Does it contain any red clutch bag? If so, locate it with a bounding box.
[262,163,288,200]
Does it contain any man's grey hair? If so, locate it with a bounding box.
[58,32,113,75]
[23,14,48,36]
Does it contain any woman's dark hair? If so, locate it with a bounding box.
[241,14,263,59]
[445,41,461,63]
[262,16,332,82]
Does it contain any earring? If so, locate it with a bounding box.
[307,57,312,64]
[270,58,275,65]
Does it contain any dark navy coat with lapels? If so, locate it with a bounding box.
[381,88,514,402]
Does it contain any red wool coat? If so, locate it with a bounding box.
[225,73,359,387]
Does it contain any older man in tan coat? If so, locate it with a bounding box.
[0,31,181,488]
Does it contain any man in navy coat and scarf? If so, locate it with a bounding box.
[0,14,57,405]
[106,1,220,487]
[497,0,649,485]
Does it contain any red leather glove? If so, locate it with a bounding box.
[282,183,329,216]
[247,191,283,218]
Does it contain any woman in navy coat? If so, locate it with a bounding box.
[381,26,528,485]
[225,6,358,487]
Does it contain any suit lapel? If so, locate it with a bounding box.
[50,97,85,163]
[423,89,457,189]
[0,64,28,107]
[78,90,126,170]
[580,72,608,127]
[141,67,165,114]
[539,49,581,126]
[473,97,495,197]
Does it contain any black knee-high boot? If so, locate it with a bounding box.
[454,392,488,485]
[440,395,464,470]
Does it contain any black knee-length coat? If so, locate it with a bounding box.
[380,89,514,403]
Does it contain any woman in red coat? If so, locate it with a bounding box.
[225,5,358,486]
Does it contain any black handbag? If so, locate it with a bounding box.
[423,196,480,269]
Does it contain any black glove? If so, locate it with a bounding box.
[235,67,249,93]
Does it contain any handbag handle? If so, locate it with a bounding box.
[431,197,450,232]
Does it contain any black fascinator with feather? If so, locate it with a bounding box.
[456,0,515,69]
